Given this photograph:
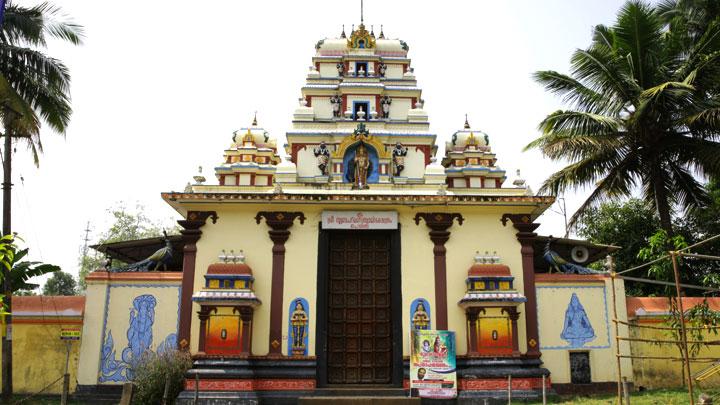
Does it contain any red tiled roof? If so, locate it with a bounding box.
[468,264,511,277]
[11,296,85,317]
[627,297,720,318]
[207,263,253,275]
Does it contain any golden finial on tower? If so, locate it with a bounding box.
[464,114,470,129]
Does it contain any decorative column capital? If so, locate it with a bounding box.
[414,212,464,232]
[255,211,306,230]
[500,213,540,236]
[178,211,218,241]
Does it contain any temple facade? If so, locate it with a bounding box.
[76,16,633,404]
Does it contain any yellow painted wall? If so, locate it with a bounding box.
[0,322,82,394]
[536,277,632,384]
[630,318,720,389]
[77,282,108,386]
[188,203,537,358]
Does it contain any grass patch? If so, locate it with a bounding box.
[526,387,720,404]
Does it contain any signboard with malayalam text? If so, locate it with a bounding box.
[60,328,82,340]
[410,330,457,399]
[321,211,398,230]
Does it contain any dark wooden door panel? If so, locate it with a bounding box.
[327,232,392,384]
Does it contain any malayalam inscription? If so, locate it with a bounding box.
[321,211,398,230]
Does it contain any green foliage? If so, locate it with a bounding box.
[526,0,720,233]
[42,271,76,296]
[577,199,660,293]
[78,202,173,290]
[638,230,689,282]
[662,298,720,385]
[131,350,192,405]
[9,247,60,292]
[0,2,84,164]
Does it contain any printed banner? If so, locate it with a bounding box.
[321,211,397,230]
[410,330,457,399]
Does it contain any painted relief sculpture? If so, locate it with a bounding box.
[411,298,431,330]
[561,293,596,347]
[110,231,173,272]
[289,298,309,356]
[314,142,331,175]
[100,294,176,382]
[543,238,602,274]
[347,144,372,189]
[380,95,392,118]
[330,94,342,118]
[392,142,407,176]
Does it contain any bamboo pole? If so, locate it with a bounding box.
[609,257,624,405]
[671,251,694,405]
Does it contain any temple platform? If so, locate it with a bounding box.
[176,356,552,405]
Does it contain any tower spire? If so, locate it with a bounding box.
[252,111,258,126]
[360,0,364,25]
[464,114,470,129]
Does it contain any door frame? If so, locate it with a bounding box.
[316,225,403,387]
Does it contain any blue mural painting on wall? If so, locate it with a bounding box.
[288,298,309,356]
[99,294,177,382]
[561,293,596,348]
[410,298,431,330]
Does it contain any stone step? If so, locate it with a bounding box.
[311,388,407,397]
[299,397,419,405]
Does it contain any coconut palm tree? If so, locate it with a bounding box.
[526,0,720,234]
[0,1,82,397]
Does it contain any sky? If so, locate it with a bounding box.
[10,0,630,287]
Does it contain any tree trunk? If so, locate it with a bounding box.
[1,108,12,400]
[653,172,674,236]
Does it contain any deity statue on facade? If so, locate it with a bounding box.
[378,62,387,77]
[412,300,429,330]
[330,94,342,118]
[561,293,596,348]
[290,299,309,355]
[392,142,408,176]
[336,62,345,77]
[346,143,372,189]
[313,141,330,175]
[380,96,392,118]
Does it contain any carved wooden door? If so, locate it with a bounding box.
[327,232,392,384]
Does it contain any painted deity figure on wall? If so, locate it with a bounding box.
[378,62,387,77]
[412,300,430,330]
[336,62,345,77]
[347,144,371,189]
[392,142,408,177]
[313,142,331,175]
[290,299,309,355]
[561,293,596,347]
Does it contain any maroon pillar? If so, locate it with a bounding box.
[177,210,218,350]
[466,309,479,355]
[197,306,213,353]
[501,214,541,358]
[414,212,464,331]
[255,211,306,355]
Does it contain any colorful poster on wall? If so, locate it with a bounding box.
[410,330,457,399]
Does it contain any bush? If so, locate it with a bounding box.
[132,350,192,405]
